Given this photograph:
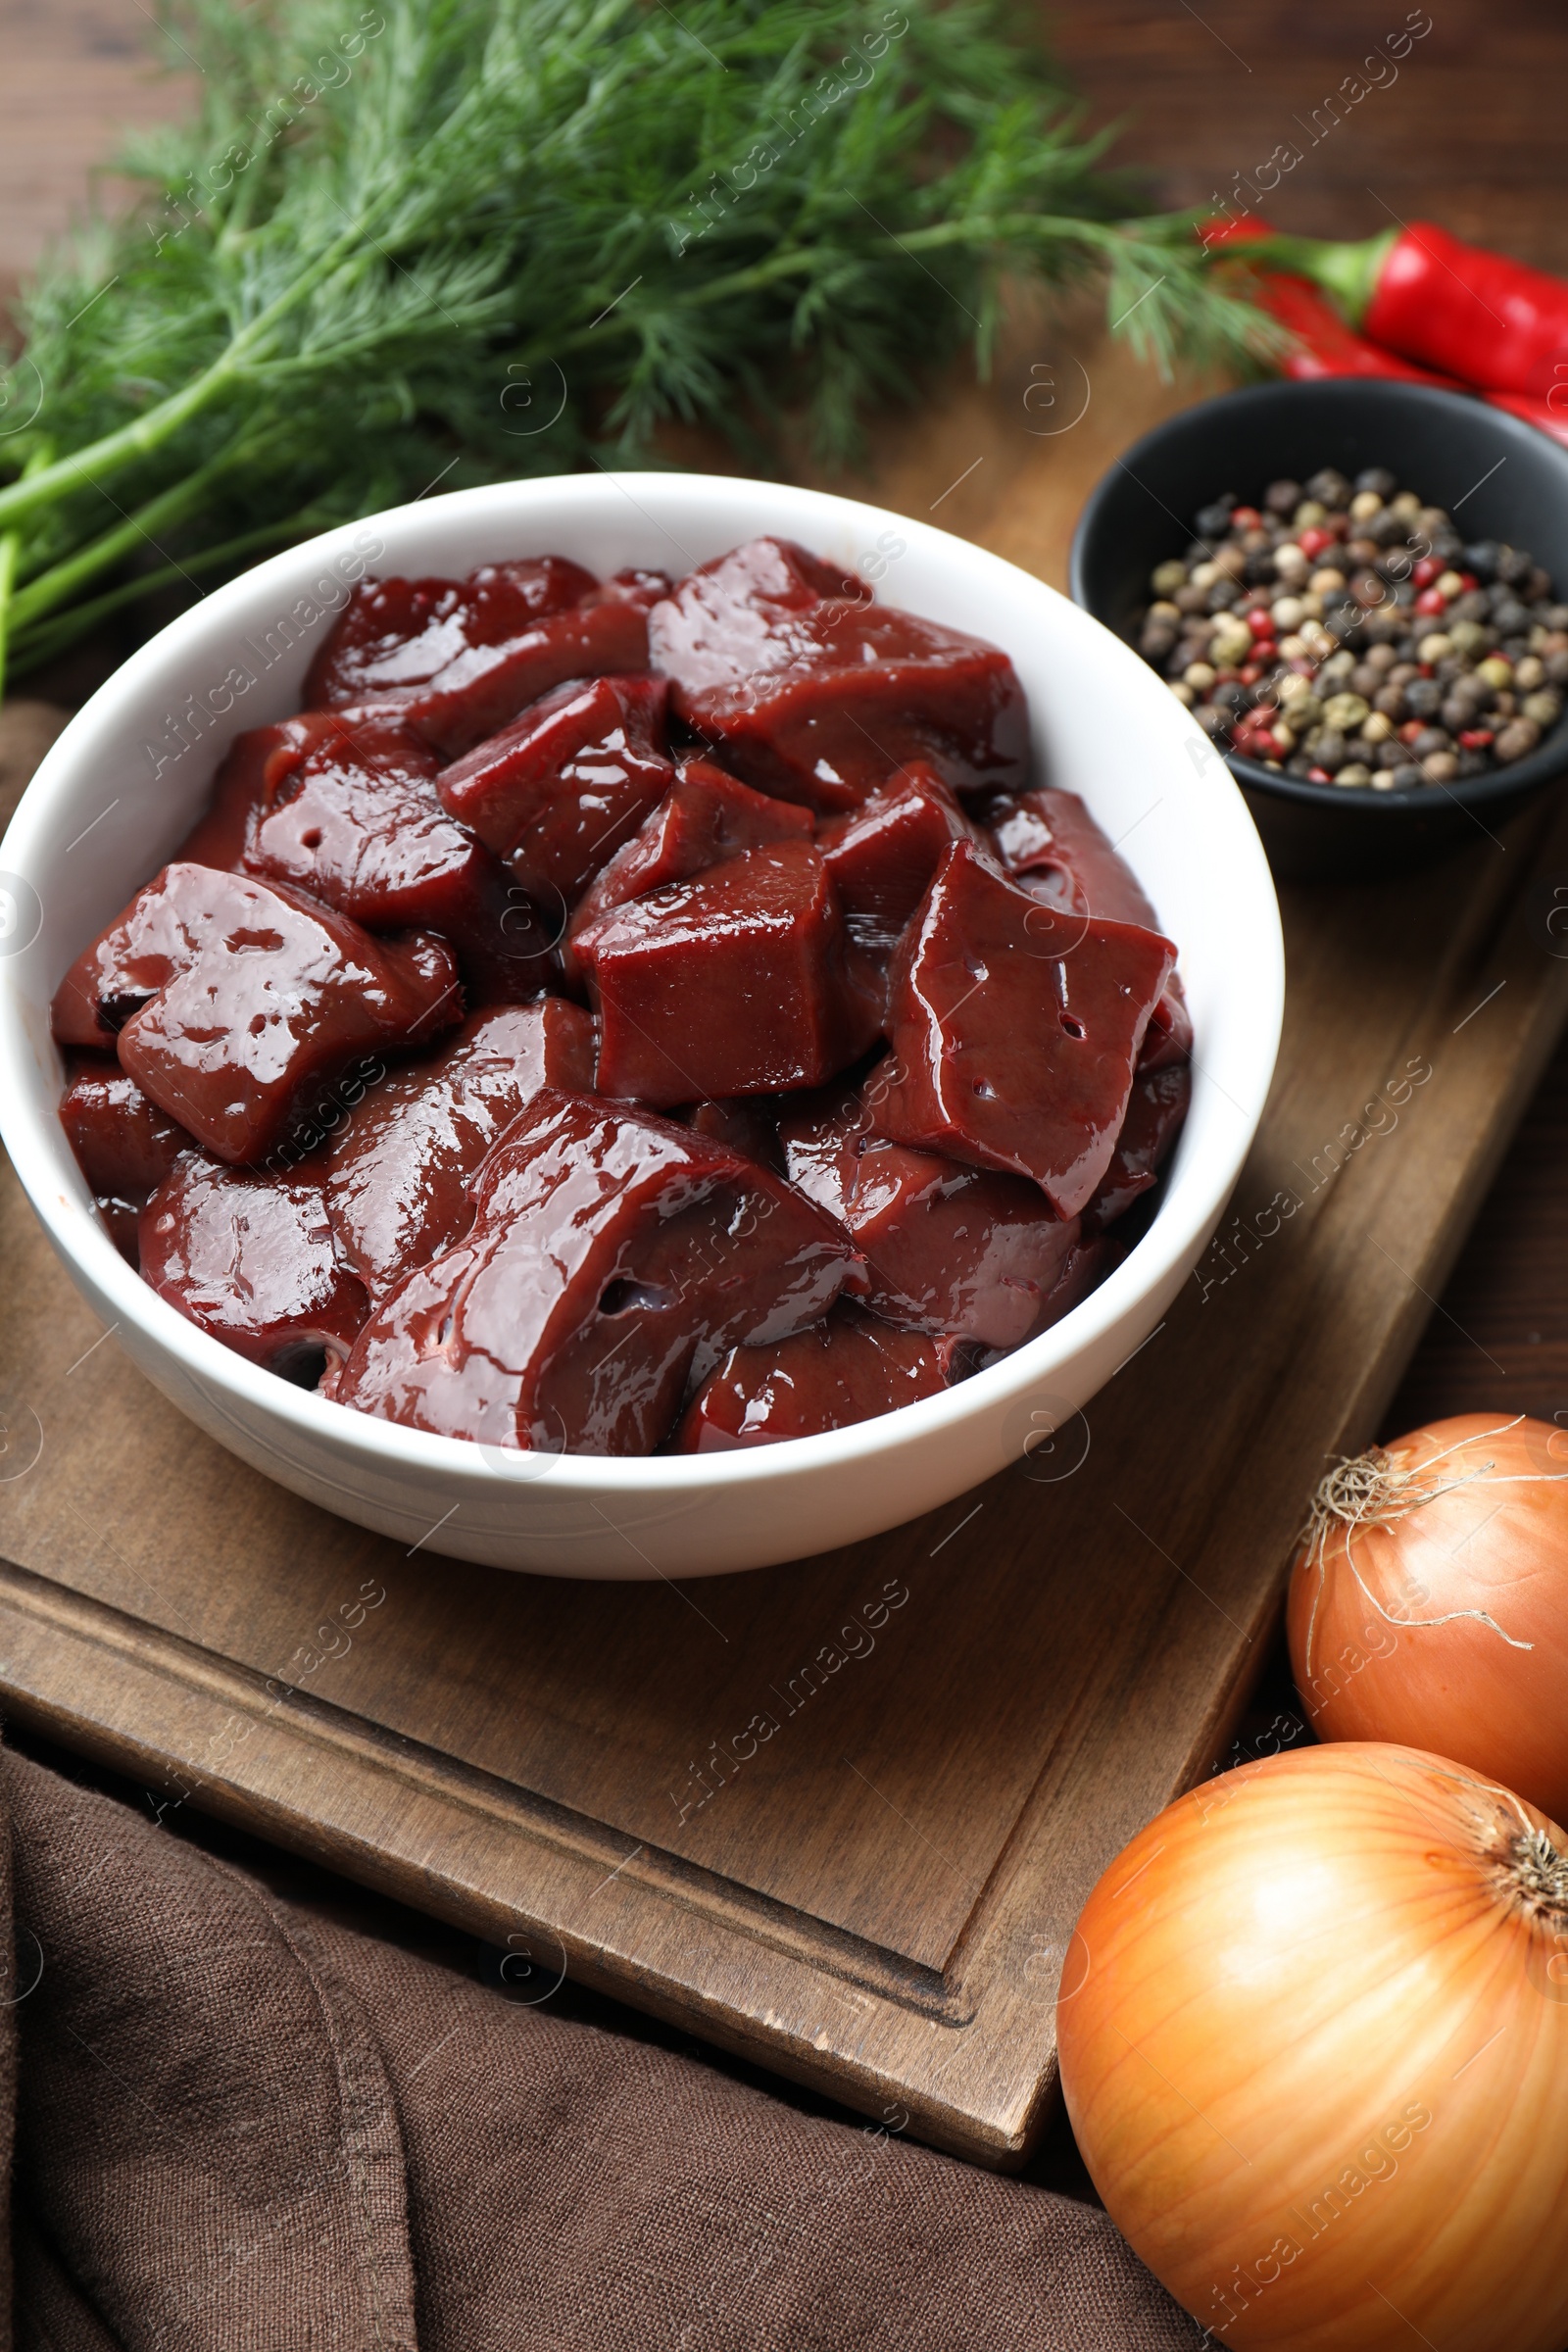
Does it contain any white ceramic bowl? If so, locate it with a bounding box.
[0,472,1283,1578]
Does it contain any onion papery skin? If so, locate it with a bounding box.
[1056,1743,1568,2352]
[1288,1413,1568,1821]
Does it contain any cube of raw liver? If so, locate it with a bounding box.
[307,559,595,695]
[679,1096,785,1171]
[817,761,974,950]
[597,567,675,613]
[650,536,1027,811]
[436,674,673,905]
[303,560,651,758]
[982,784,1189,1069]
[172,726,274,873]
[243,709,552,1000]
[782,1093,1082,1350]
[568,757,812,934]
[59,1064,193,1200]
[573,840,870,1105]
[332,1088,860,1454]
[140,1155,368,1378]
[983,786,1163,930]
[875,841,1173,1217]
[54,862,461,1165]
[1083,1061,1192,1232]
[674,1306,953,1450]
[1138,971,1194,1073]
[324,998,595,1297]
[58,1057,196,1269]
[174,707,433,874]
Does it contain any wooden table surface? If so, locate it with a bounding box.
[5,0,1568,2175]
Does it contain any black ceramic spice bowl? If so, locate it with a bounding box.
[1069,379,1568,880]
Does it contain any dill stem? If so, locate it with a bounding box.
[0,189,406,538]
[0,530,19,704]
[0,446,54,700]
[652,212,1205,324]
[7,510,318,676]
[10,438,251,632]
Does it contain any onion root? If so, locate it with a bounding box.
[1298,1416,1544,1681]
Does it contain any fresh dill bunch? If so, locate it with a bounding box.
[0,0,1272,688]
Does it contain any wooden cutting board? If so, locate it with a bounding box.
[4,334,1568,2168]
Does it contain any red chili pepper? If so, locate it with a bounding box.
[1200,216,1463,387]
[1242,221,1568,402]
[1258,271,1462,387]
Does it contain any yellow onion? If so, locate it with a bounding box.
[1056,1743,1568,2351]
[1288,1412,1568,1820]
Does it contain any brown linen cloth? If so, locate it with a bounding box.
[0,1744,1201,2351]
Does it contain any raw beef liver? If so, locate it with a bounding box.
[333,1089,861,1454]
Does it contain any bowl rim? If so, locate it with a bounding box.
[0,467,1284,1500]
[1067,376,1568,818]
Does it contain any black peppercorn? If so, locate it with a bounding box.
[1305,467,1352,509]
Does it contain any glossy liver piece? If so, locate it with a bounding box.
[574,840,866,1106]
[568,758,812,940]
[58,863,462,1164]
[984,784,1189,1070]
[174,708,434,874]
[437,674,673,906]
[817,762,974,951]
[60,1064,192,1200]
[783,1097,1081,1349]
[650,537,1028,811]
[324,999,595,1298]
[242,710,551,999]
[680,1097,785,1170]
[985,787,1163,931]
[140,1155,369,1378]
[1138,970,1194,1074]
[1083,1060,1192,1231]
[333,1089,860,1454]
[172,728,273,873]
[674,1305,952,1451]
[304,560,650,758]
[875,841,1174,1217]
